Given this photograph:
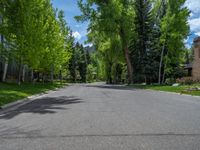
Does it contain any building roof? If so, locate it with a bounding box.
[194,37,200,43]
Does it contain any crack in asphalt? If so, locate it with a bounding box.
[1,133,200,139]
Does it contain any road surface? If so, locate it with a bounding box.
[0,83,200,150]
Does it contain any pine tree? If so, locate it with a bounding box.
[78,45,87,83]
[132,0,154,83]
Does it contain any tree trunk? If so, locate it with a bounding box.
[51,64,54,83]
[59,70,62,84]
[18,63,22,85]
[124,46,133,84]
[2,60,8,82]
[161,61,167,84]
[159,18,169,84]
[42,73,46,84]
[31,70,33,81]
[158,44,165,84]
[1,23,6,82]
[162,69,165,84]
[22,65,26,82]
[106,62,113,84]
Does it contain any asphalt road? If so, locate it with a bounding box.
[0,83,200,150]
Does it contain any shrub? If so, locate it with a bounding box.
[165,78,176,85]
[176,77,194,85]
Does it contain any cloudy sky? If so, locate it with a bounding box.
[52,0,89,46]
[52,0,200,48]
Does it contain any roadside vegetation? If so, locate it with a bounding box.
[0,82,66,107]
[130,84,200,96]
[76,0,190,84]
[0,0,198,107]
[0,1,92,106]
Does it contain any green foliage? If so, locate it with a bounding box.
[0,82,65,106]
[68,43,88,82]
[130,84,200,96]
[165,78,176,85]
[0,0,73,83]
[176,77,194,85]
[131,0,157,83]
[0,0,191,85]
[76,0,190,84]
[160,0,190,79]
[76,0,134,84]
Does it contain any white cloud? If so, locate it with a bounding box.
[83,43,93,47]
[195,32,200,36]
[186,0,200,37]
[185,0,200,15]
[189,17,200,33]
[72,31,82,40]
[185,43,191,49]
[190,12,194,18]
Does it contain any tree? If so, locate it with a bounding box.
[119,0,135,84]
[78,45,87,82]
[69,46,77,82]
[131,0,155,83]
[76,0,134,84]
[68,42,88,83]
[0,0,8,82]
[0,0,73,84]
[160,0,190,82]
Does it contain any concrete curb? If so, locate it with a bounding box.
[128,85,200,98]
[145,89,200,98]
[0,85,68,112]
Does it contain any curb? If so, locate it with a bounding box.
[0,85,68,112]
[145,89,200,98]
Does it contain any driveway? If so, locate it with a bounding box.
[0,83,200,150]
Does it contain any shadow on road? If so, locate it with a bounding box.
[86,84,138,91]
[0,96,83,120]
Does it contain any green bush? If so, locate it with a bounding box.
[176,77,194,85]
[165,78,176,85]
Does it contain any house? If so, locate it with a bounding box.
[192,37,200,80]
[185,37,200,80]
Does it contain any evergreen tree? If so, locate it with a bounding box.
[132,0,154,83]
[78,45,87,83]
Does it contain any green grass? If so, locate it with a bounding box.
[0,82,66,107]
[130,84,200,96]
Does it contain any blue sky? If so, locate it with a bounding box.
[52,0,200,48]
[185,0,200,48]
[51,0,89,46]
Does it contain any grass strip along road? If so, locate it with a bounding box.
[0,82,65,107]
[130,84,200,96]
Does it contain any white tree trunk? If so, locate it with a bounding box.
[158,44,165,84]
[22,65,26,82]
[31,69,34,82]
[51,64,54,82]
[2,61,8,82]
[125,46,133,84]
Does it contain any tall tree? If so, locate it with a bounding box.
[131,0,154,83]
[1,0,73,84]
[160,0,190,82]
[76,0,134,84]
[78,45,87,82]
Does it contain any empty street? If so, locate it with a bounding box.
[0,83,200,150]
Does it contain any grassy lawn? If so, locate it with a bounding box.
[130,84,200,96]
[0,82,66,107]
